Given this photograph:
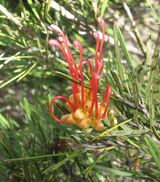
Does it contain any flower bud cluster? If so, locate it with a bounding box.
[61,89,106,131]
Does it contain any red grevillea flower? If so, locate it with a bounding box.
[49,17,112,131]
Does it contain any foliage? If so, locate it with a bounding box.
[0,0,160,181]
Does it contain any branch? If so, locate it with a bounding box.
[0,4,22,28]
[113,93,149,118]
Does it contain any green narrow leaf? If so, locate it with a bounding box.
[100,0,109,17]
[0,132,18,159]
[95,166,133,177]
[110,71,123,93]
[17,62,37,81]
[145,136,160,170]
[43,150,82,173]
[27,0,41,20]
[23,161,32,181]
[0,70,26,88]
[44,0,52,18]
[0,114,10,128]
[146,47,158,127]
[113,23,124,82]
[115,24,140,105]
[92,118,132,141]
[148,88,155,127]
[3,153,67,162]
[115,24,134,76]
[145,0,159,22]
[152,126,160,140]
[21,98,32,120]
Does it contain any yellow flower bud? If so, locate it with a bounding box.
[110,117,117,127]
[107,109,115,119]
[73,108,86,121]
[61,114,69,123]
[77,118,90,129]
[94,121,104,131]
[61,113,76,125]
[68,92,90,107]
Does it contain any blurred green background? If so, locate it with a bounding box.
[0,0,160,181]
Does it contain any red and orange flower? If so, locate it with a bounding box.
[49,17,112,131]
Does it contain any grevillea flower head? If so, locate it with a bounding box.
[49,17,112,131]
